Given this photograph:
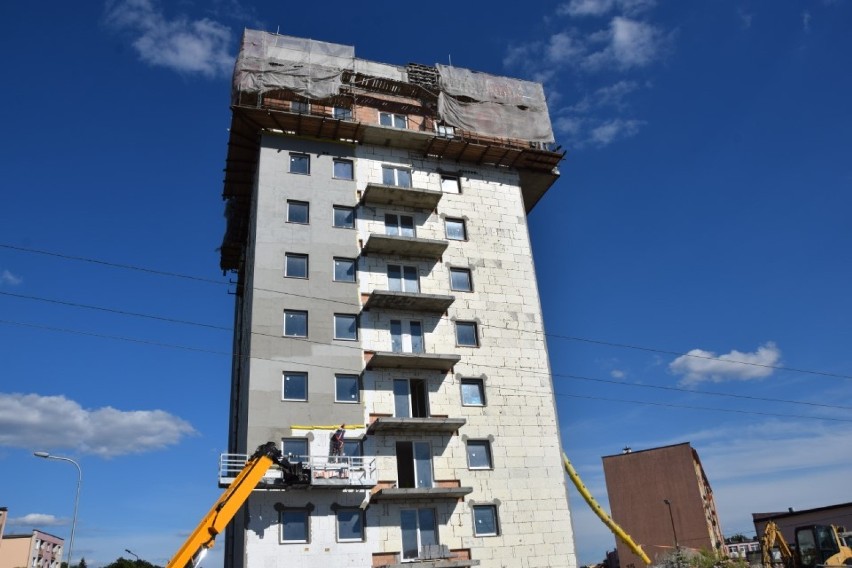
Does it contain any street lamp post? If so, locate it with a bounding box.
[125,549,141,564]
[663,499,681,568]
[34,452,82,568]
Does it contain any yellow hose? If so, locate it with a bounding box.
[562,452,651,566]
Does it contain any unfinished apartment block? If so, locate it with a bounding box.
[219,30,576,568]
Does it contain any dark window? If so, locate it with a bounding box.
[333,258,356,282]
[461,379,485,406]
[282,372,307,401]
[382,166,412,188]
[285,253,308,278]
[455,321,479,347]
[385,214,415,237]
[449,267,472,291]
[333,159,354,180]
[291,101,310,114]
[284,310,308,337]
[281,509,309,543]
[287,200,309,224]
[336,509,364,541]
[379,112,407,129]
[466,440,493,469]
[335,374,360,403]
[472,505,499,536]
[333,206,355,228]
[334,314,358,341]
[333,107,353,120]
[290,153,310,175]
[445,218,466,240]
[282,438,308,460]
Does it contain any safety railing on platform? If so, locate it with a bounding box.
[219,453,378,488]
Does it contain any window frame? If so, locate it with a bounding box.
[440,174,460,193]
[281,438,309,460]
[286,200,310,224]
[466,440,493,470]
[333,313,359,341]
[335,374,360,403]
[387,264,420,293]
[333,107,353,121]
[289,153,310,175]
[379,111,407,129]
[460,378,486,407]
[333,257,357,283]
[385,213,415,237]
[283,310,308,338]
[472,505,500,537]
[333,205,356,228]
[449,267,472,292]
[282,372,308,402]
[455,321,479,347]
[332,158,354,180]
[336,508,365,542]
[280,508,310,544]
[381,165,412,188]
[445,217,467,241]
[436,124,456,138]
[284,253,309,279]
[291,100,310,114]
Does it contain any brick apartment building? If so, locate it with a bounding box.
[602,443,724,568]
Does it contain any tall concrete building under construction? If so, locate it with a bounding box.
[218,30,576,568]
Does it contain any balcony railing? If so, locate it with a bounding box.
[219,453,378,488]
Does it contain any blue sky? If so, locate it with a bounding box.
[2,1,851,567]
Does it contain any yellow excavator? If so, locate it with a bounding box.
[761,520,852,568]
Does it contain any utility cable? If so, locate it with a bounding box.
[3,291,852,411]
[5,241,852,381]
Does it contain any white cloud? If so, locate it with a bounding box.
[669,342,781,385]
[105,0,233,78]
[1,269,22,286]
[0,393,196,457]
[738,8,753,30]
[558,0,655,18]
[8,513,65,527]
[547,32,587,64]
[610,17,663,68]
[589,118,644,145]
[611,369,626,379]
[802,10,812,33]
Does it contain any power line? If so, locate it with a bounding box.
[5,241,852,381]
[0,291,231,331]
[5,289,852,413]
[0,243,226,285]
[3,317,851,422]
[555,393,852,423]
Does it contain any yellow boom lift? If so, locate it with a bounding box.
[166,442,309,568]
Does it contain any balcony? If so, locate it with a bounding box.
[219,454,378,488]
[361,234,448,260]
[361,183,443,210]
[363,290,455,313]
[371,481,473,501]
[364,351,460,371]
[374,547,480,568]
[368,416,466,434]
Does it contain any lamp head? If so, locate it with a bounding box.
[664,499,671,505]
[33,451,50,458]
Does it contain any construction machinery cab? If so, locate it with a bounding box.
[794,524,852,568]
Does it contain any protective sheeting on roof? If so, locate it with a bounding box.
[354,59,407,82]
[233,30,355,100]
[436,64,555,143]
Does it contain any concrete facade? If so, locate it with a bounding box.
[602,443,724,568]
[220,31,576,568]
